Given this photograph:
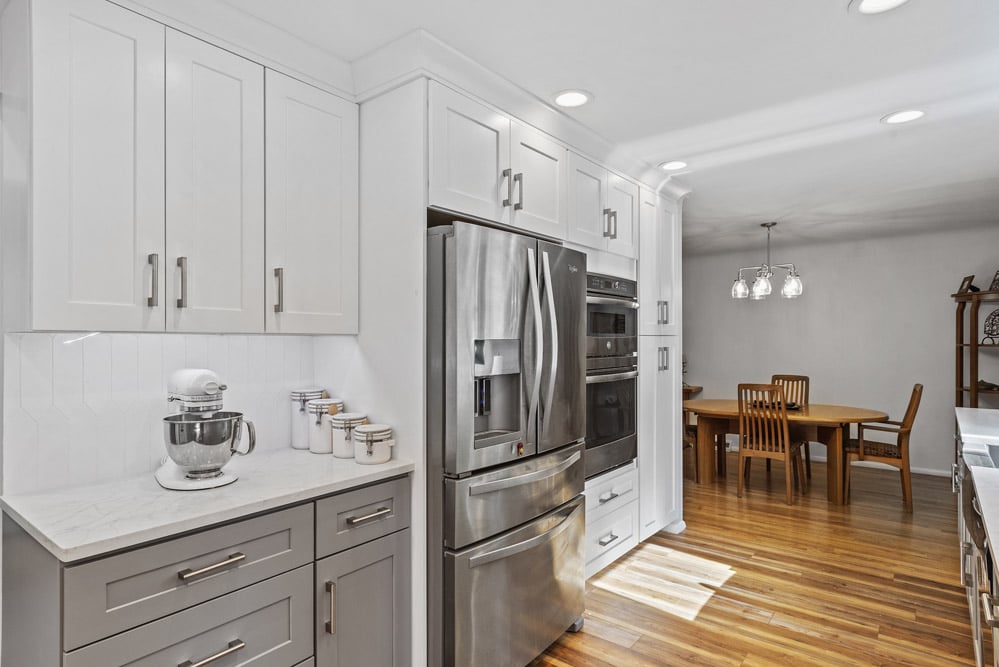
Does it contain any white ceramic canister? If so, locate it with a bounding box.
[330,412,368,459]
[353,424,395,465]
[306,398,345,454]
[290,388,327,449]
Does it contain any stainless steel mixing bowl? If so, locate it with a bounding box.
[163,411,256,479]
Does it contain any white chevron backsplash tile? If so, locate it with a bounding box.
[2,333,319,495]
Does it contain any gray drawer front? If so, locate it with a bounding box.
[316,476,411,558]
[63,504,314,650]
[64,564,313,667]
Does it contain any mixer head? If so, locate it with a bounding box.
[167,368,227,415]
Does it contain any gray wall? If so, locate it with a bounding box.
[682,224,999,475]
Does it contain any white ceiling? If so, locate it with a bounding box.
[221,0,999,254]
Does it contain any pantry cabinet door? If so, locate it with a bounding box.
[265,70,359,334]
[638,189,662,335]
[32,0,165,331]
[510,122,568,240]
[165,29,264,332]
[429,82,511,225]
[567,152,608,250]
[657,194,680,335]
[606,172,638,258]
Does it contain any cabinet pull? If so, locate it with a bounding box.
[274,267,284,313]
[663,346,670,371]
[598,532,619,547]
[610,210,618,239]
[657,300,664,324]
[598,491,620,504]
[346,506,392,525]
[147,253,159,307]
[176,256,188,308]
[179,639,245,667]
[514,172,524,210]
[177,552,246,581]
[326,581,336,635]
[502,168,513,207]
[663,300,669,324]
[602,208,612,237]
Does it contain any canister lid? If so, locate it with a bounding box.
[331,412,368,427]
[291,387,327,400]
[354,423,393,443]
[307,398,344,415]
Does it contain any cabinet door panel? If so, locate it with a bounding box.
[638,189,662,335]
[511,122,567,239]
[638,337,679,540]
[166,29,264,332]
[265,70,358,334]
[658,195,679,335]
[32,0,165,331]
[567,152,608,249]
[607,173,638,258]
[429,82,510,224]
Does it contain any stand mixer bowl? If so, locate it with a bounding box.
[163,412,256,479]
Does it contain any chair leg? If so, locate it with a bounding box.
[797,451,808,495]
[717,435,727,476]
[766,459,772,476]
[784,456,793,505]
[803,442,812,479]
[737,453,746,498]
[693,443,700,484]
[901,465,913,513]
[844,454,853,504]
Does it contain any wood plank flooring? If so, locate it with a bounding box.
[534,453,977,666]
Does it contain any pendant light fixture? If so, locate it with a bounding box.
[731,223,803,300]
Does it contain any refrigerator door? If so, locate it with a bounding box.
[442,223,541,476]
[537,241,587,452]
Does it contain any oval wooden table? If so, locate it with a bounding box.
[683,399,889,505]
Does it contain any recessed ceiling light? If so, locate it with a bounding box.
[658,160,687,171]
[881,109,925,124]
[554,90,591,108]
[856,0,911,14]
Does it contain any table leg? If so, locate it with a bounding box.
[696,417,727,484]
[817,424,845,505]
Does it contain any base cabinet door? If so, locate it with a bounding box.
[316,529,411,667]
[638,336,680,540]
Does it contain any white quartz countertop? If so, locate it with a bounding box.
[957,407,999,449]
[0,449,414,563]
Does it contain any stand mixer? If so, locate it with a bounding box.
[155,369,255,491]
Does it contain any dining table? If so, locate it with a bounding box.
[682,399,889,505]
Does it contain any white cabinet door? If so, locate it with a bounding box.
[265,70,359,334]
[567,152,609,249]
[638,336,680,540]
[658,194,680,335]
[638,189,661,335]
[429,82,510,225]
[606,173,638,258]
[165,30,265,332]
[510,122,568,239]
[32,0,165,331]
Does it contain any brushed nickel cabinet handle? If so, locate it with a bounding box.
[663,346,670,371]
[602,208,612,237]
[179,639,245,667]
[502,168,513,207]
[274,267,284,313]
[326,581,336,635]
[663,300,669,324]
[177,552,245,581]
[514,172,524,210]
[346,506,392,525]
[598,532,619,547]
[176,256,188,308]
[147,253,159,307]
[610,210,618,239]
[597,491,619,504]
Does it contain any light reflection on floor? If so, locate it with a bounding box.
[589,541,736,621]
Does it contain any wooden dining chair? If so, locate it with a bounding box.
[843,383,923,512]
[737,384,808,505]
[771,374,815,479]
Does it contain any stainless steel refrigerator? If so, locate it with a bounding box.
[427,222,587,667]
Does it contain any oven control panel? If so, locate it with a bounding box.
[586,273,637,300]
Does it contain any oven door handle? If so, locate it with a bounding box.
[586,370,639,384]
[527,248,544,445]
[586,295,640,309]
[540,250,558,444]
[468,450,581,496]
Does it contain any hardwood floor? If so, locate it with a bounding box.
[534,453,977,666]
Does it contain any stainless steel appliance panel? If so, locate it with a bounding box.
[444,443,584,549]
[537,241,587,452]
[585,371,638,478]
[442,223,540,475]
[444,497,585,667]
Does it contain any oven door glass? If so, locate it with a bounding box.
[586,299,637,337]
[585,373,637,477]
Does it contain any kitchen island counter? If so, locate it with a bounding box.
[1,449,413,562]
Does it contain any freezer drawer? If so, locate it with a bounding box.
[444,443,584,549]
[444,496,584,667]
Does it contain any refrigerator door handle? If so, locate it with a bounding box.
[468,450,582,496]
[540,251,559,444]
[527,248,544,445]
[468,503,578,568]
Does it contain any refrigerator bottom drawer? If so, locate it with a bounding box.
[444,496,585,667]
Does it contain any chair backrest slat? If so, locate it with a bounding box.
[771,374,809,406]
[738,384,790,455]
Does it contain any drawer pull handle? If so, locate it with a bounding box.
[346,506,392,526]
[983,593,999,628]
[179,639,245,667]
[177,552,246,581]
[598,532,619,547]
[326,581,336,635]
[598,491,620,504]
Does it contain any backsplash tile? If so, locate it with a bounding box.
[3,333,316,495]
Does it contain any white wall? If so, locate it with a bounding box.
[682,224,999,475]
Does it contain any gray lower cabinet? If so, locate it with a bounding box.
[316,529,411,667]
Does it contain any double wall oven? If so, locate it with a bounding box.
[585,273,639,479]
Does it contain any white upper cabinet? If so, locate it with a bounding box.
[30,0,165,331]
[639,189,681,335]
[509,122,569,239]
[265,70,359,334]
[567,152,638,258]
[165,30,265,333]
